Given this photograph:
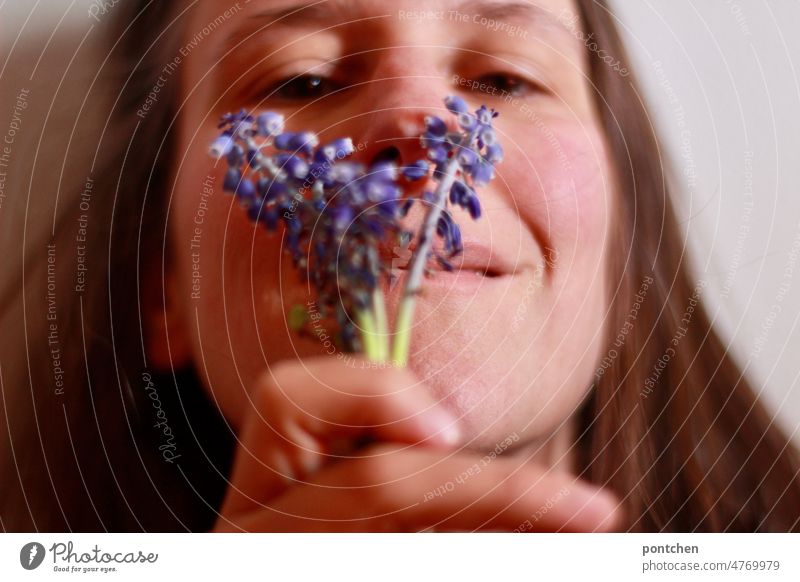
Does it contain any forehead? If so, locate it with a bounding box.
[199,0,580,46]
[221,0,574,21]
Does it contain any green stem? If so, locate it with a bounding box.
[391,128,477,368]
[358,291,390,362]
[372,289,390,362]
[392,295,415,367]
[357,307,380,361]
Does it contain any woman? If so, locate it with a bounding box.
[1,0,798,532]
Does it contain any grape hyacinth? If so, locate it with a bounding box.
[209,96,502,365]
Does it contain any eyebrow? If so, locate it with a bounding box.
[219,0,341,56]
[459,0,567,27]
[220,0,571,55]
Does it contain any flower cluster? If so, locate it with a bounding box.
[390,95,502,364]
[209,96,501,361]
[415,95,503,273]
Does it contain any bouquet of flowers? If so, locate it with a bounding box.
[209,96,502,367]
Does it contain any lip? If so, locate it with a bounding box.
[378,235,524,298]
[378,235,521,277]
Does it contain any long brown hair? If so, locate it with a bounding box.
[1,0,798,531]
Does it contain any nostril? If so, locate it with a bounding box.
[370,145,401,165]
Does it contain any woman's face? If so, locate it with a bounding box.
[166,0,612,451]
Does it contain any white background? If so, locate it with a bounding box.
[0,533,799,580]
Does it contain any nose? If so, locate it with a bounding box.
[337,44,456,166]
[370,144,402,165]
[365,109,429,169]
[354,95,461,175]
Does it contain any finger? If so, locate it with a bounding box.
[221,357,462,517]
[219,444,621,532]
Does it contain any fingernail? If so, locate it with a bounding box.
[427,408,462,446]
[572,485,621,531]
[440,421,462,446]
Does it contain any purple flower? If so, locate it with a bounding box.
[223,167,241,192]
[226,144,244,167]
[449,180,482,219]
[275,153,310,181]
[210,132,235,159]
[424,115,448,136]
[470,160,495,186]
[485,143,504,164]
[316,137,355,163]
[457,148,478,169]
[426,144,449,164]
[209,95,502,355]
[256,111,284,137]
[401,159,430,181]
[274,131,319,154]
[444,95,469,115]
[436,209,463,255]
[417,96,501,253]
[329,161,363,184]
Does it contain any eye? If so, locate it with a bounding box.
[473,73,540,97]
[270,73,342,100]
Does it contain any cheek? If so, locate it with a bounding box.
[171,149,304,420]
[176,151,342,343]
[504,120,611,260]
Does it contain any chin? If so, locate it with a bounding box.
[406,317,536,433]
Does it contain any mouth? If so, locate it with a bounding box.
[378,235,519,289]
[375,175,517,280]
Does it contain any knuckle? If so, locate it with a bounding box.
[257,360,312,409]
[348,446,405,512]
[365,362,416,391]
[267,360,297,390]
[354,446,399,485]
[251,373,283,415]
[351,366,395,397]
[496,461,535,506]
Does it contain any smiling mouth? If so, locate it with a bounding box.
[381,261,513,300]
[379,249,516,300]
[378,237,515,280]
[391,261,506,278]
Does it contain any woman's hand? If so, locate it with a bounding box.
[212,356,620,532]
